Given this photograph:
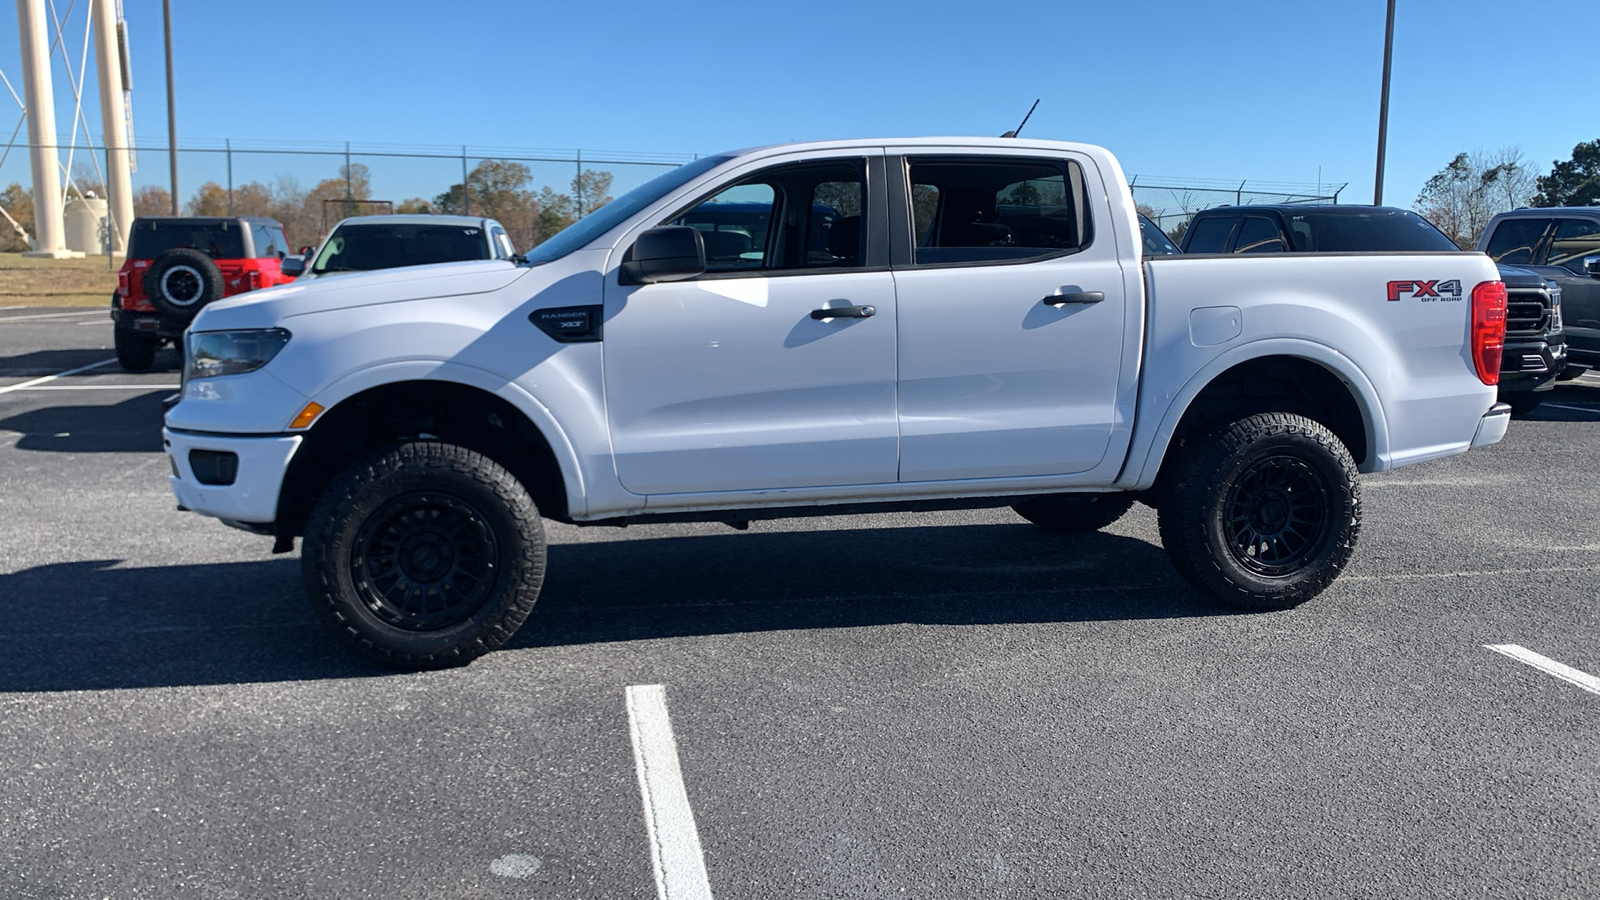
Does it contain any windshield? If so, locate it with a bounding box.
[1282,209,1461,252]
[522,154,734,265]
[313,222,490,275]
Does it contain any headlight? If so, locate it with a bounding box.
[1548,283,1563,333]
[185,328,292,381]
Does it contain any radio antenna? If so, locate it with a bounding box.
[1001,99,1040,138]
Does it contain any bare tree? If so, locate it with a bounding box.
[1415,147,1537,248]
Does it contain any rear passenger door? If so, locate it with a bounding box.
[889,151,1129,482]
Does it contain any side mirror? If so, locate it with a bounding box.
[280,257,306,278]
[620,226,706,285]
[1585,255,1600,278]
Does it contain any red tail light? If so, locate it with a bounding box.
[116,271,129,297]
[1471,280,1507,385]
[245,269,262,291]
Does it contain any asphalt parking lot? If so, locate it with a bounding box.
[2,307,1598,900]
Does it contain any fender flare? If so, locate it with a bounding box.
[1116,338,1392,490]
[303,360,590,518]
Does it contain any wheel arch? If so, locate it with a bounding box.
[275,375,581,546]
[1119,341,1389,493]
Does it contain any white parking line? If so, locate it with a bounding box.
[6,384,179,391]
[1544,403,1600,416]
[0,358,116,396]
[1485,644,1600,697]
[626,684,714,900]
[0,310,106,322]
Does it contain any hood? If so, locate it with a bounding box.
[190,260,529,330]
[1495,263,1548,289]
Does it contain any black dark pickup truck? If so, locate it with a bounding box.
[1179,204,1575,413]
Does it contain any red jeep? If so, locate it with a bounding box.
[111,216,298,371]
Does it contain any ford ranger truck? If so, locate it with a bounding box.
[163,138,1512,669]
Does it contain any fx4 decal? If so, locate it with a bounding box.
[1388,279,1463,302]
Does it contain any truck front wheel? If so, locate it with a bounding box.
[1158,412,1360,611]
[301,441,547,669]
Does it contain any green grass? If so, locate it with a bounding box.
[0,251,120,308]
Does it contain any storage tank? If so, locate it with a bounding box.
[64,196,109,254]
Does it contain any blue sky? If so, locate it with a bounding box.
[2,0,1594,208]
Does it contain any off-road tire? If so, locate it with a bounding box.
[113,326,158,372]
[301,441,546,669]
[142,248,224,318]
[1504,393,1543,416]
[1157,412,1360,611]
[1012,493,1135,532]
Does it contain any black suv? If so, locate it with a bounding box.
[1180,204,1570,413]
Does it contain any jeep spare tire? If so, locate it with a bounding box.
[143,248,225,318]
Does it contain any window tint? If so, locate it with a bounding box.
[1484,218,1551,265]
[1235,216,1286,253]
[1139,215,1180,255]
[312,223,491,275]
[906,158,1090,265]
[128,220,245,259]
[1183,216,1235,253]
[1545,218,1600,275]
[666,159,867,274]
[1278,209,1459,252]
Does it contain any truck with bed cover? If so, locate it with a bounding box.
[163,137,1514,668]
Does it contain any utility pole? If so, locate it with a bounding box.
[1374,0,1396,206]
[16,0,74,256]
[163,0,177,213]
[92,0,132,253]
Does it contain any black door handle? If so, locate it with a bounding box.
[1042,291,1104,307]
[811,304,875,320]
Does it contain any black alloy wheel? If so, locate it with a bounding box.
[1220,454,1331,577]
[350,491,501,631]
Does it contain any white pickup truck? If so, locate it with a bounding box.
[164,137,1513,668]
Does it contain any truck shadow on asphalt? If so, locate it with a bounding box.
[0,390,168,452]
[0,523,1226,692]
[0,347,121,376]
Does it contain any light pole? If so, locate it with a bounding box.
[1374,0,1396,206]
[163,0,177,213]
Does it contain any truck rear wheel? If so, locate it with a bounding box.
[301,441,546,669]
[1012,493,1134,532]
[113,326,158,372]
[1157,412,1360,611]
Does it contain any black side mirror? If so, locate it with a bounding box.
[620,226,706,285]
[1585,255,1600,278]
[280,257,306,277]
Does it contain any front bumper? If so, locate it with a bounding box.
[165,427,301,526]
[1470,402,1512,450]
[1497,337,1566,393]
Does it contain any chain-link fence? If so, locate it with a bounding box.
[1129,175,1347,242]
[0,138,1344,252]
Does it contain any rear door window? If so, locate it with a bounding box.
[1235,216,1286,253]
[1182,215,1235,254]
[1483,218,1552,265]
[251,223,287,258]
[1544,218,1600,275]
[905,157,1091,266]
